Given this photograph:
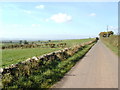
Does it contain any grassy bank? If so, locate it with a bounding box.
[2,38,93,67]
[100,35,119,56]
[2,42,95,89]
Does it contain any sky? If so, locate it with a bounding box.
[0,2,118,40]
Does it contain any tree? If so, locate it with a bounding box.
[19,40,22,44]
[10,41,12,43]
[31,42,34,44]
[38,40,40,42]
[99,32,107,37]
[24,40,29,44]
[48,40,51,42]
[99,31,114,37]
[108,31,114,36]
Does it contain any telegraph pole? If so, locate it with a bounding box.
[107,25,109,37]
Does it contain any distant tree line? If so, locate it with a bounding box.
[19,40,29,44]
[2,43,67,49]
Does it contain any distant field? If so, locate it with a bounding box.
[100,35,119,56]
[58,39,93,47]
[2,38,93,67]
[2,38,93,48]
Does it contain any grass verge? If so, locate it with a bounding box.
[2,43,95,89]
[100,35,119,56]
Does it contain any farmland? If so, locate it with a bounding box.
[2,38,97,89]
[2,38,93,67]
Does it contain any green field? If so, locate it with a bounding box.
[100,35,119,56]
[2,42,95,89]
[2,38,93,67]
[57,39,93,47]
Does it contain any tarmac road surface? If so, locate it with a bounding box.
[53,40,118,88]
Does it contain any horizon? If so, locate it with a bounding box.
[1,36,94,41]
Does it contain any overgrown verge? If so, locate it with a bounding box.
[1,39,97,89]
[100,35,119,56]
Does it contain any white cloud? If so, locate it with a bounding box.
[32,24,41,27]
[109,26,118,31]
[109,26,118,34]
[23,10,32,14]
[48,13,72,23]
[89,13,96,16]
[35,5,45,9]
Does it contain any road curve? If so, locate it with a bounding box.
[53,40,118,88]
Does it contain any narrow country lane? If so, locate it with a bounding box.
[53,40,118,88]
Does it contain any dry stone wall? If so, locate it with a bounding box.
[1,39,98,80]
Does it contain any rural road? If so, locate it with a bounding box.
[53,40,118,88]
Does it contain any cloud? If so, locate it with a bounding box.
[47,13,72,23]
[109,26,118,34]
[109,26,118,32]
[23,10,32,14]
[32,24,41,27]
[109,26,117,30]
[89,13,96,16]
[35,5,45,9]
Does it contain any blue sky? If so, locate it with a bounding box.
[0,2,118,40]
